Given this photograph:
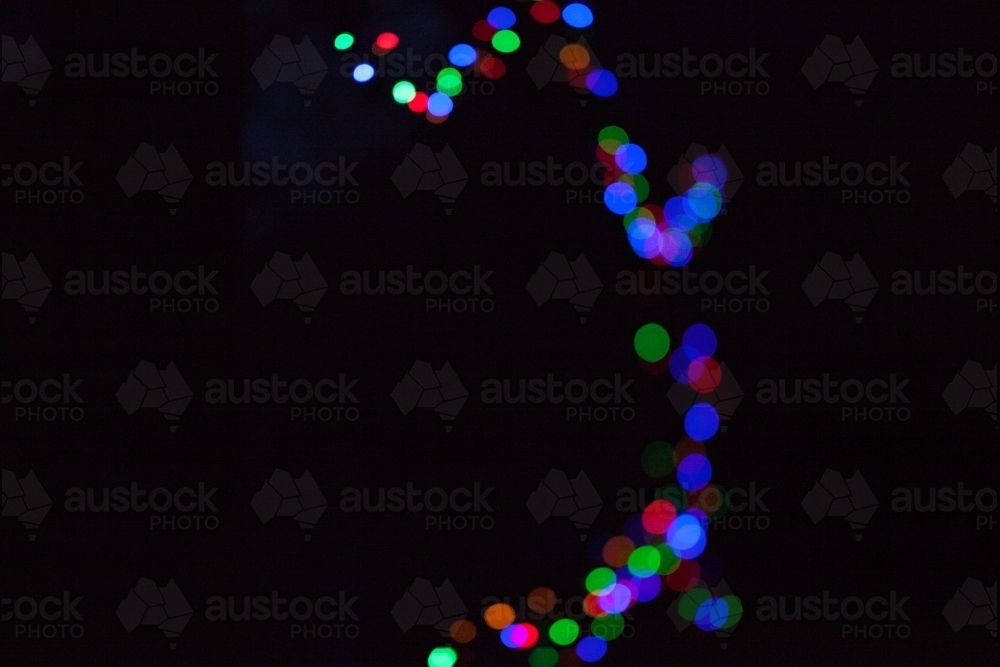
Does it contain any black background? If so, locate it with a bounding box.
[3,1,997,665]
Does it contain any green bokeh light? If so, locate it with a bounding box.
[634,323,670,362]
[392,80,417,104]
[528,646,559,667]
[598,125,629,153]
[427,646,457,667]
[591,613,626,641]
[678,588,712,622]
[492,30,521,53]
[720,595,744,629]
[641,441,674,478]
[585,567,616,594]
[436,67,464,96]
[655,542,681,575]
[333,33,355,50]
[549,618,580,645]
[627,545,662,577]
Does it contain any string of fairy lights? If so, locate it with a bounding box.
[329,3,742,664]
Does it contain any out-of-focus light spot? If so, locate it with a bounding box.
[582,593,607,618]
[449,618,477,643]
[669,345,700,383]
[427,646,458,667]
[691,483,728,517]
[620,173,650,203]
[352,63,375,82]
[659,228,694,266]
[427,92,454,116]
[678,587,712,622]
[407,91,429,113]
[392,80,416,104]
[597,585,632,614]
[484,603,516,630]
[683,324,718,358]
[375,32,400,51]
[448,44,477,67]
[665,558,702,591]
[598,125,629,153]
[531,0,562,24]
[641,441,674,478]
[684,182,723,221]
[692,154,728,188]
[695,597,731,631]
[549,618,580,646]
[472,19,497,42]
[527,587,557,614]
[585,69,618,96]
[667,513,707,559]
[601,535,636,568]
[677,453,713,491]
[487,7,517,30]
[509,623,540,649]
[479,56,506,79]
[689,222,713,246]
[333,33,354,51]
[633,323,670,363]
[642,498,677,535]
[627,545,662,577]
[559,44,591,70]
[655,542,681,575]
[604,182,636,214]
[585,567,617,595]
[499,624,519,649]
[492,29,520,53]
[719,595,745,629]
[665,196,698,232]
[688,356,721,393]
[563,3,595,28]
[684,403,720,441]
[426,111,449,124]
[615,144,647,174]
[437,67,463,96]
[528,647,559,667]
[634,574,662,602]
[590,613,625,641]
[576,636,608,662]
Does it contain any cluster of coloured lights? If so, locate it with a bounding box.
[599,126,727,266]
[334,2,616,125]
[462,322,742,666]
[328,4,740,666]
